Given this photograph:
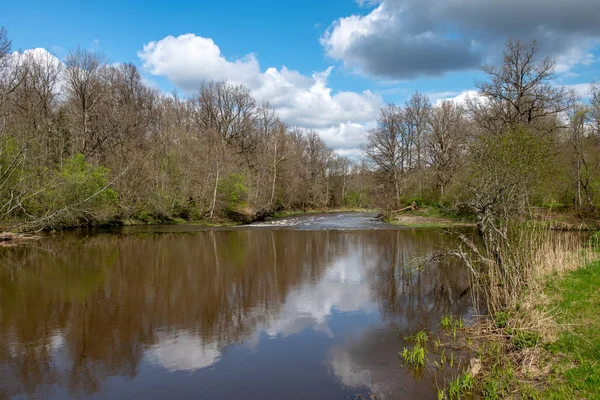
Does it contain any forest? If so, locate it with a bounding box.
[1,25,599,232]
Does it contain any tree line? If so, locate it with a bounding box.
[1,26,599,231]
[0,27,370,230]
[364,38,600,222]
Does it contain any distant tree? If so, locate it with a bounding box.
[363,104,404,208]
[426,100,467,198]
[474,38,574,133]
[64,47,108,158]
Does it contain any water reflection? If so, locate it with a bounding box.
[0,221,472,399]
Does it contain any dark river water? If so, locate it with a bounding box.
[0,213,473,399]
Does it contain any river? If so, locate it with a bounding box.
[0,212,474,399]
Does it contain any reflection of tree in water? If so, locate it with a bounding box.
[0,229,474,398]
[329,230,474,400]
[0,237,117,398]
[0,230,345,398]
[369,230,472,332]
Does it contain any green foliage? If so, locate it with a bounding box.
[441,314,453,329]
[400,343,426,368]
[344,190,368,208]
[447,372,476,399]
[402,197,428,207]
[480,365,515,400]
[481,377,503,400]
[494,312,509,328]
[406,329,429,346]
[440,314,464,330]
[16,154,118,228]
[467,125,558,219]
[218,173,248,213]
[510,330,541,350]
[58,154,117,206]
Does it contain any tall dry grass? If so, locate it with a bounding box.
[458,222,598,319]
[453,224,599,384]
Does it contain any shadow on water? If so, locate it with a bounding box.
[0,213,474,399]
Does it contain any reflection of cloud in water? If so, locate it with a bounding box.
[148,332,221,372]
[330,347,391,397]
[264,253,376,338]
[329,328,435,399]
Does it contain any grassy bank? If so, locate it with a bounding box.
[385,206,475,228]
[431,232,600,400]
[542,259,600,399]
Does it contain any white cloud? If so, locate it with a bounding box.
[432,84,595,106]
[554,45,596,75]
[6,48,64,95]
[430,89,482,106]
[315,121,376,151]
[321,4,392,63]
[562,83,594,99]
[138,34,383,153]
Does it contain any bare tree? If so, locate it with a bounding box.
[426,100,467,198]
[363,104,404,208]
[405,91,431,170]
[268,120,288,207]
[64,47,108,158]
[476,38,574,130]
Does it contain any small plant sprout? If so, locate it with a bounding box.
[441,314,453,329]
[399,343,426,368]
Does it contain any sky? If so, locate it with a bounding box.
[4,0,600,157]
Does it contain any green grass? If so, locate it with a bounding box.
[406,329,429,346]
[440,314,464,330]
[541,260,600,399]
[446,371,476,399]
[400,343,426,368]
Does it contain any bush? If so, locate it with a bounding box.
[510,330,541,350]
[22,154,118,229]
[218,173,248,214]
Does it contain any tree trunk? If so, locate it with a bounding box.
[269,157,277,207]
[209,160,220,219]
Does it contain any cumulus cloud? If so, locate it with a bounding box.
[430,90,482,106]
[5,48,64,95]
[431,83,595,107]
[138,34,383,154]
[321,0,600,79]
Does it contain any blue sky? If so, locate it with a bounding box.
[4,0,600,155]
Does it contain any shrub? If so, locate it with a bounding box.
[218,173,248,213]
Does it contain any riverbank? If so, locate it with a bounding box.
[0,232,40,246]
[0,208,381,236]
[531,207,600,231]
[436,234,600,399]
[386,206,600,231]
[120,208,379,227]
[385,207,475,228]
